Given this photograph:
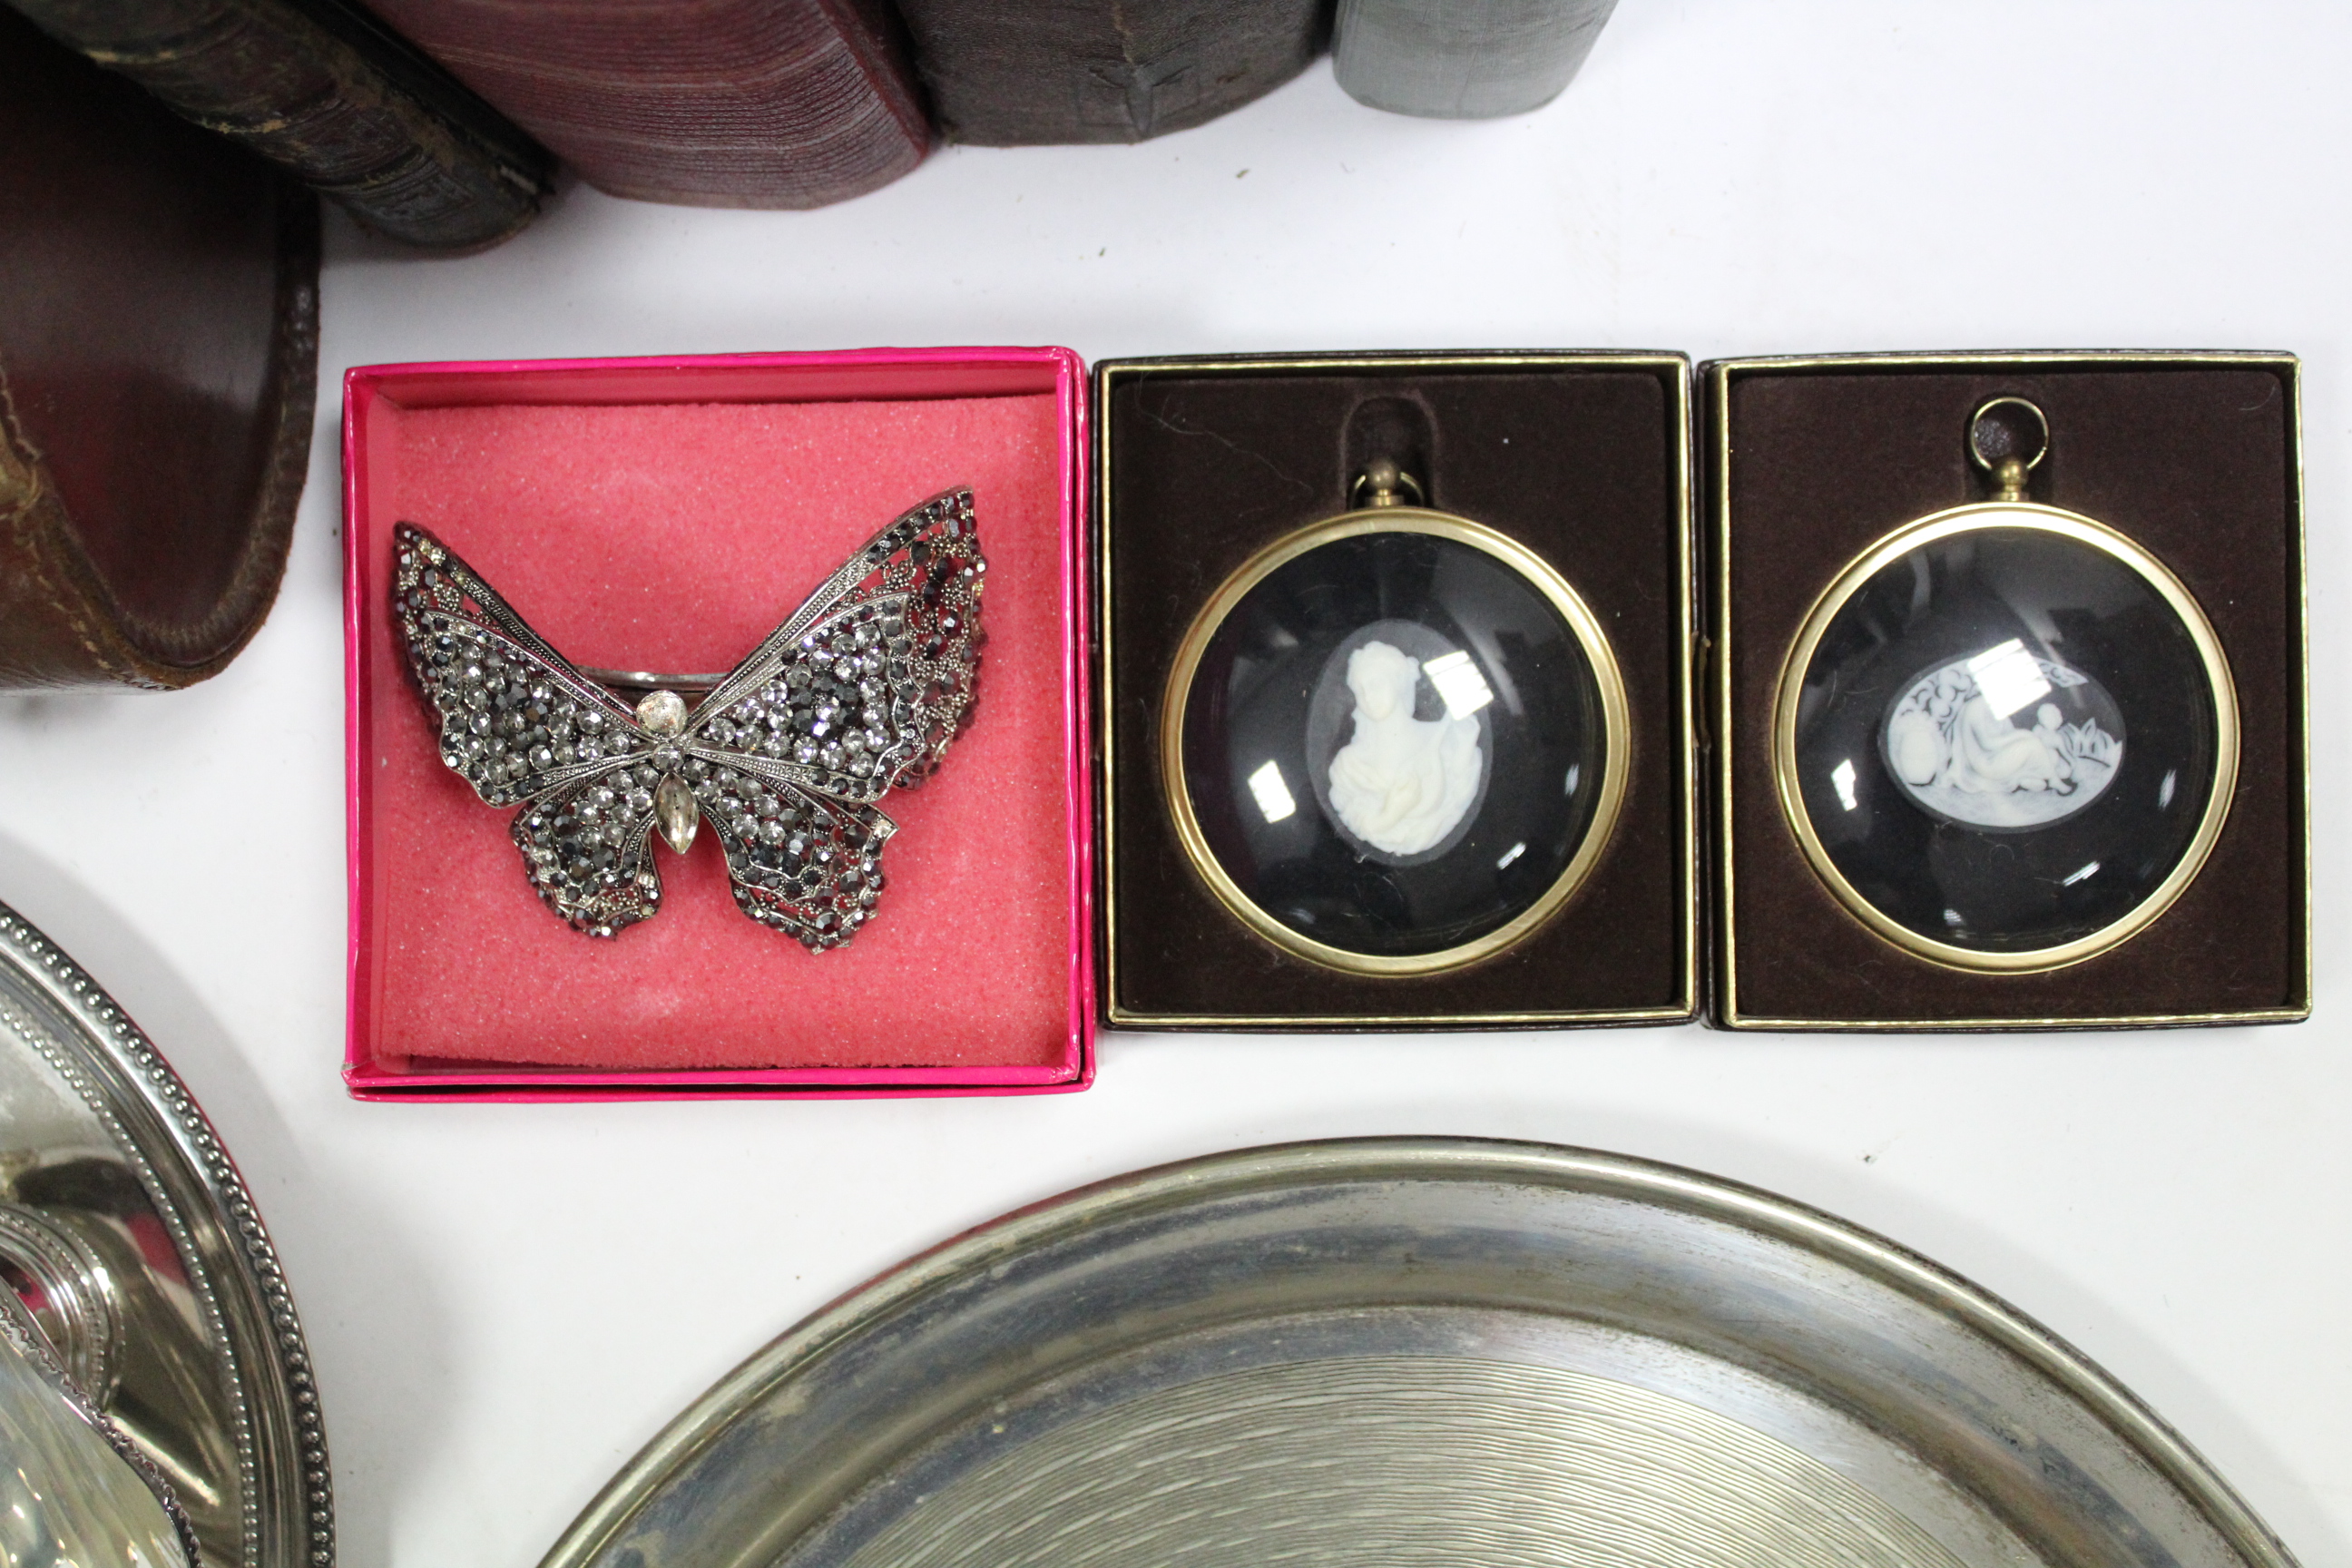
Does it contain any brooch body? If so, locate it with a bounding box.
[393,487,985,950]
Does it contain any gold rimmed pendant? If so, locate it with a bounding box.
[1773,397,2239,973]
[1161,459,1630,975]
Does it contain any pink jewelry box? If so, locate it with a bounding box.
[342,348,1093,1099]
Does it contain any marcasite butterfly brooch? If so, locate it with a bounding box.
[392,488,985,951]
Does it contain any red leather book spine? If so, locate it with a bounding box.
[363,0,931,209]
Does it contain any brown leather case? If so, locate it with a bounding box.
[0,5,318,691]
[1706,355,2308,1029]
[1098,353,1697,1029]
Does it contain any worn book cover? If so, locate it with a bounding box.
[8,0,553,248]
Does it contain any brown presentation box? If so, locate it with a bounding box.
[1096,351,1698,1030]
[1704,352,2308,1031]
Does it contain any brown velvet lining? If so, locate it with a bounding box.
[1102,354,1691,1026]
[1710,359,2307,1026]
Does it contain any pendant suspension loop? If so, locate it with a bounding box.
[1351,458,1426,510]
[1967,396,2050,503]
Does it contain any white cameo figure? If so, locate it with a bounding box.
[1882,641,2123,829]
[1326,640,1484,857]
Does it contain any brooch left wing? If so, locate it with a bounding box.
[391,487,986,951]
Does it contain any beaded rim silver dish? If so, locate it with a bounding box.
[0,899,334,1568]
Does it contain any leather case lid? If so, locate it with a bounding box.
[1709,356,2308,1028]
[1100,352,1694,1027]
[0,6,317,691]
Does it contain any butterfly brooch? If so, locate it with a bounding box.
[392,488,986,951]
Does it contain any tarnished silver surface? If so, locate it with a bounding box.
[543,1139,2295,1568]
[0,900,333,1568]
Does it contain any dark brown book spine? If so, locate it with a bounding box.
[0,5,316,691]
[894,0,1331,146]
[6,0,554,249]
[360,0,930,209]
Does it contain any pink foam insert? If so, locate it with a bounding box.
[358,395,1068,1070]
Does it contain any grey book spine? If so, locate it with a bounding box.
[1334,0,1618,119]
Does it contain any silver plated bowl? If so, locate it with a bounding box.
[543,1138,2292,1568]
[0,900,332,1568]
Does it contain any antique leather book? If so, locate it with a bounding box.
[0,6,317,691]
[1334,0,1618,119]
[358,0,929,208]
[7,0,552,249]
[894,0,1330,144]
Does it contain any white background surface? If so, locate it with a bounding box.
[1,3,2346,1564]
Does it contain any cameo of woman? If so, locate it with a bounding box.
[1882,642,2123,829]
[1325,640,1485,857]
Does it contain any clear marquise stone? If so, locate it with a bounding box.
[636,689,688,738]
[654,774,699,855]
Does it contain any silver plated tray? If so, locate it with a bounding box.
[543,1138,2293,1568]
[0,900,332,1568]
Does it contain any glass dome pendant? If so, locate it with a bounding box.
[1161,457,1630,975]
[1773,397,2239,972]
